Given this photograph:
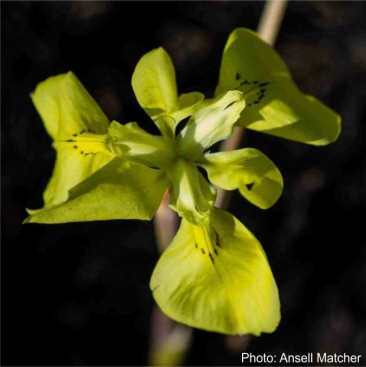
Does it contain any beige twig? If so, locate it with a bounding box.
[257,0,289,46]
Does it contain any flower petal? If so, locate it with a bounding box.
[132,48,204,137]
[176,91,245,160]
[132,47,178,117]
[42,143,113,207]
[24,158,169,224]
[215,28,341,145]
[167,159,216,225]
[199,148,283,209]
[108,121,175,168]
[150,208,280,336]
[31,72,110,140]
[170,92,204,126]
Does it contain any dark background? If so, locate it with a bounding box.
[2,1,366,366]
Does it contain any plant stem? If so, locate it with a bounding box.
[257,0,288,45]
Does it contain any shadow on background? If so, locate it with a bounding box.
[2,1,366,366]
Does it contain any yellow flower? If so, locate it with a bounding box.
[25,27,341,336]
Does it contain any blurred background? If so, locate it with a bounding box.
[2,1,366,366]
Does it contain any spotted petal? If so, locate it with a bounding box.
[25,158,169,224]
[215,28,341,145]
[31,71,110,140]
[31,73,114,207]
[150,208,280,335]
[199,148,283,209]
